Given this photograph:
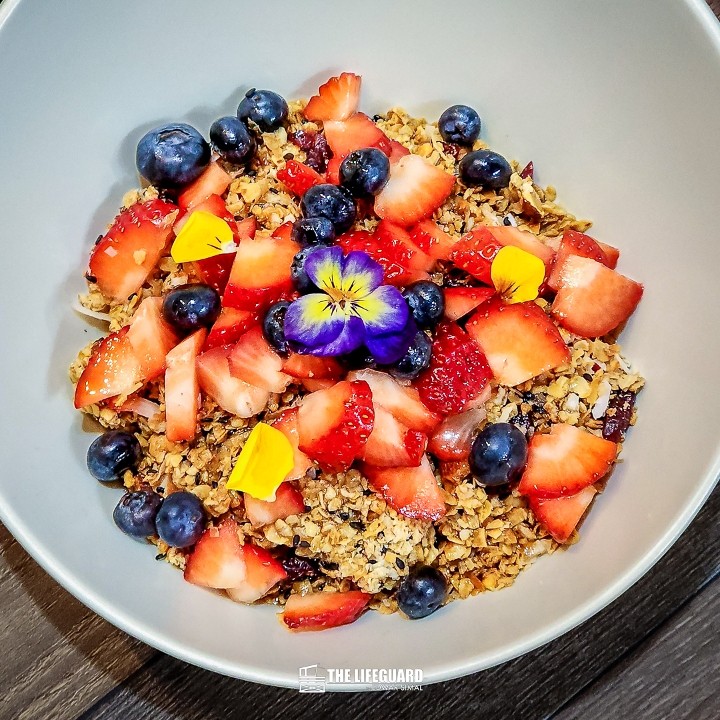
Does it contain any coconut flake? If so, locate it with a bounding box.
[617,355,632,373]
[121,396,161,419]
[565,393,580,412]
[591,380,612,419]
[73,298,111,323]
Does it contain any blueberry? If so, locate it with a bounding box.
[342,344,376,371]
[290,247,320,294]
[291,217,336,248]
[237,88,288,132]
[136,123,211,189]
[438,105,481,146]
[402,281,445,329]
[263,301,291,355]
[300,183,357,234]
[162,284,221,333]
[155,491,205,548]
[388,330,432,381]
[339,148,390,198]
[469,422,528,489]
[209,115,256,164]
[113,490,163,540]
[397,565,448,619]
[459,149,513,190]
[87,431,142,483]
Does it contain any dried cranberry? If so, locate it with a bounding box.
[442,142,462,160]
[602,391,636,442]
[281,553,319,581]
[520,161,534,179]
[289,129,332,172]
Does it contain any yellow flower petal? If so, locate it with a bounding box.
[225,423,294,501]
[490,245,545,304]
[170,211,235,263]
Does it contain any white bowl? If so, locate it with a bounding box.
[1,0,719,688]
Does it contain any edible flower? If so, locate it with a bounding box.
[283,246,413,363]
[225,422,294,501]
[170,211,235,263]
[490,245,545,304]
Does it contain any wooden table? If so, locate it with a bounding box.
[2,3,719,718]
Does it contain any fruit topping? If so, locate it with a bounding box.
[228,326,292,393]
[127,296,180,380]
[156,490,206,548]
[360,404,427,468]
[87,430,142,483]
[280,590,371,632]
[529,485,597,543]
[113,490,163,540]
[164,329,206,442]
[602,390,636,443]
[226,544,288,603]
[300,183,357,234]
[469,422,528,490]
[291,216,336,248]
[237,88,288,132]
[162,284,221,334]
[209,115,256,164]
[303,72,362,122]
[177,161,232,211]
[443,286,495,321]
[277,160,325,196]
[244,480,306,527]
[459,149,512,190]
[402,281,445,329]
[262,300,291,355]
[438,105,481,146]
[428,407,486,462]
[339,147,391,198]
[388,329,433,381]
[183,519,246,588]
[397,565,448,619]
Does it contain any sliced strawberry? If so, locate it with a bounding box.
[173,193,232,235]
[228,326,292,393]
[324,155,342,184]
[428,407,486,462]
[226,544,288,603]
[244,481,306,527]
[485,226,555,269]
[271,222,294,242]
[374,154,455,226]
[547,229,610,292]
[409,220,457,261]
[178,162,232,211]
[280,590,371,632]
[443,286,496,321]
[518,423,617,498]
[127,296,179,380]
[323,113,390,160]
[346,369,440,433]
[165,329,206,442]
[414,321,492,415]
[388,139,411,163]
[184,520,246,589]
[277,160,324,196]
[551,256,643,338]
[301,378,337,392]
[281,353,344,380]
[466,298,570,387]
[269,408,315,481]
[196,345,270,418]
[204,307,261,349]
[529,485,598,543]
[303,72,362,122]
[74,327,142,408]
[596,240,619,269]
[448,226,504,285]
[375,220,435,272]
[88,199,178,301]
[362,455,446,521]
[360,404,427,467]
[297,380,374,472]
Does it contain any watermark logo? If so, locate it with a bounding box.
[298,665,423,692]
[298,665,328,693]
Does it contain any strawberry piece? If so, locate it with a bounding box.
[448,227,504,285]
[269,408,315,481]
[281,353,344,380]
[271,222,294,242]
[297,380,374,472]
[374,220,435,272]
[196,345,270,418]
[323,113,391,161]
[301,378,337,392]
[409,220,457,261]
[346,369,440,433]
[547,229,611,291]
[228,327,292,393]
[280,590,371,632]
[374,154,455,226]
[388,139,411,163]
[126,297,179,380]
[204,307,260,350]
[88,199,177,301]
[74,327,141,408]
[244,481,306,527]
[324,155,342,184]
[529,485,598,543]
[184,520,246,589]
[485,226,555,270]
[466,298,570,387]
[518,423,617,498]
[551,256,644,338]
[277,160,324,196]
[443,286,495,321]
[360,404,427,467]
[362,455,446,521]
[173,193,232,235]
[303,72,362,122]
[596,240,619,269]
[428,407,486,462]
[226,544,288,603]
[178,162,232,211]
[165,329,206,442]
[414,321,492,415]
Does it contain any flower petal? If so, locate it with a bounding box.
[307,315,366,356]
[490,245,545,304]
[366,316,418,365]
[353,284,409,335]
[171,211,236,263]
[303,246,345,297]
[340,251,384,299]
[284,293,345,348]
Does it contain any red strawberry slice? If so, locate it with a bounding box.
[205,307,261,350]
[228,326,292,393]
[74,327,142,408]
[466,298,570,387]
[277,160,325,196]
[518,423,617,498]
[303,72,362,122]
[271,222,294,242]
[448,226,504,285]
[360,404,427,467]
[362,455,446,521]
[374,154,455,226]
[281,353,344,380]
[269,408,315,481]
[529,485,598,543]
[388,139,411,163]
[301,378,337,392]
[178,162,232,211]
[297,380,374,472]
[324,155,342,184]
[547,229,611,292]
[244,481,306,527]
[414,321,492,415]
[127,296,179,380]
[226,544,288,603]
[196,345,270,418]
[443,286,495,321]
[346,369,440,434]
[550,256,643,338]
[323,113,391,160]
[409,220,457,261]
[596,240,619,269]
[280,590,371,632]
[88,199,178,301]
[428,407,486,462]
[173,193,232,236]
[374,220,435,272]
[165,329,206,442]
[485,226,555,269]
[184,520,246,589]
